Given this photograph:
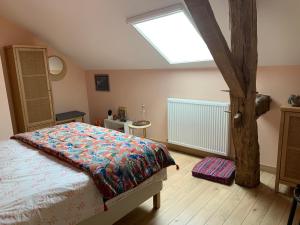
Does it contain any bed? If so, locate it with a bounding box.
[0,122,175,225]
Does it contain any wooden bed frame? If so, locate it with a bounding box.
[79,179,163,225]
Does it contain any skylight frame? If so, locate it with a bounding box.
[127,4,213,64]
[127,4,185,26]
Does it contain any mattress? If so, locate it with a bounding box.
[0,140,166,225]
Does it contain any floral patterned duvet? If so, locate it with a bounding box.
[12,122,176,206]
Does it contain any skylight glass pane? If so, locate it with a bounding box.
[132,11,213,64]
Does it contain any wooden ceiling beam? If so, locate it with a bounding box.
[184,0,246,98]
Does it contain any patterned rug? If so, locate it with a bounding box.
[192,157,235,185]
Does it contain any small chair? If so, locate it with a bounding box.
[288,185,300,225]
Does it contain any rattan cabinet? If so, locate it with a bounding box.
[275,106,300,192]
[5,45,55,133]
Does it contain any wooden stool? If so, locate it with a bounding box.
[288,185,300,225]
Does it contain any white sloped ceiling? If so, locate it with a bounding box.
[0,0,299,69]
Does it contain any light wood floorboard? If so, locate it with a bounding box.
[115,151,298,225]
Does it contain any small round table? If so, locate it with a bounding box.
[128,123,151,138]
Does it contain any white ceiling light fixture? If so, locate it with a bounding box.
[128,4,213,65]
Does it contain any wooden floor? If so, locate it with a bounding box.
[115,151,299,225]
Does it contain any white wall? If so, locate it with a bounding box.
[0,56,13,140]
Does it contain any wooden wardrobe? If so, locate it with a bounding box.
[275,106,300,192]
[5,45,55,133]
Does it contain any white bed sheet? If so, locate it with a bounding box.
[0,140,166,225]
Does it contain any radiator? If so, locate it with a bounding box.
[167,98,230,156]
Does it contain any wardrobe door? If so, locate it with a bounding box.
[280,112,300,183]
[15,47,54,128]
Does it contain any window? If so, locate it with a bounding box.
[128,4,213,64]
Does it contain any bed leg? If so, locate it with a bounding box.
[153,192,161,209]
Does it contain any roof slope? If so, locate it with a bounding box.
[0,0,299,69]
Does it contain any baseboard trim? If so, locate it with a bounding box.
[166,142,230,160]
[150,139,219,158]
[152,139,277,175]
[260,164,276,174]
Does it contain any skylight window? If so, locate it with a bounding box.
[128,4,213,64]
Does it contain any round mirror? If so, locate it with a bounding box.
[48,56,66,81]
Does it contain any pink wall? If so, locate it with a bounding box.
[0,16,90,131]
[86,66,300,168]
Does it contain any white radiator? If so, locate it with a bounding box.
[167,98,230,156]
